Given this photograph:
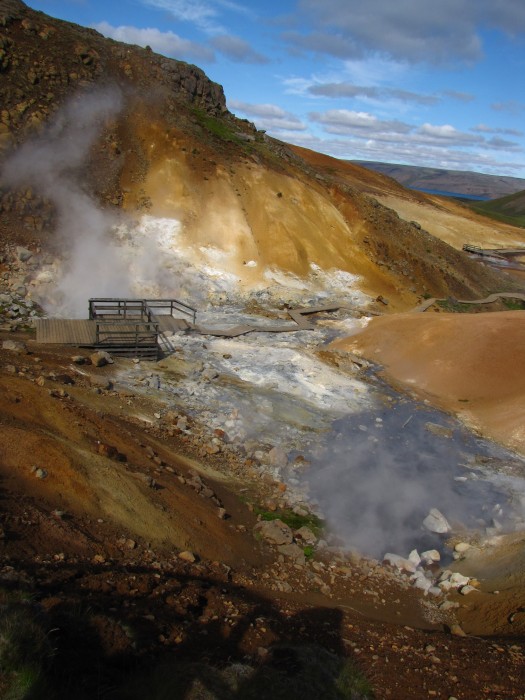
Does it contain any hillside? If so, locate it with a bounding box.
[0,0,523,316]
[468,188,525,227]
[352,160,525,200]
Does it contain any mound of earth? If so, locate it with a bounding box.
[332,310,525,455]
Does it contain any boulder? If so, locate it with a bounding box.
[383,552,417,573]
[254,519,293,546]
[277,543,306,565]
[178,550,196,563]
[16,246,32,262]
[2,339,26,353]
[268,446,288,468]
[89,375,112,390]
[420,549,441,564]
[459,584,478,595]
[408,549,421,567]
[294,526,317,545]
[90,350,114,367]
[411,571,433,593]
[422,508,451,534]
[454,541,471,554]
[449,572,470,587]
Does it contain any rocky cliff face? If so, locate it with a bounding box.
[0,0,226,151]
[0,0,521,311]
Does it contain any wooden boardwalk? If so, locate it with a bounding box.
[413,291,525,312]
[35,319,159,347]
[157,316,191,333]
[36,319,97,345]
[192,304,349,337]
[34,299,352,357]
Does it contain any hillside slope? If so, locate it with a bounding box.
[0,0,522,314]
[468,188,525,228]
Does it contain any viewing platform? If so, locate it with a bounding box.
[35,297,197,359]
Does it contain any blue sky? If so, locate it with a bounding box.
[29,0,525,177]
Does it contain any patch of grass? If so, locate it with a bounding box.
[0,606,53,674]
[502,298,525,310]
[192,107,242,144]
[2,663,53,700]
[113,645,374,700]
[467,193,525,228]
[336,659,375,699]
[436,299,472,313]
[254,507,325,536]
[0,603,55,700]
[114,660,235,699]
[238,644,374,700]
[303,545,315,560]
[0,588,34,606]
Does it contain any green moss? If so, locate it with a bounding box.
[436,299,472,313]
[502,298,525,310]
[192,107,242,144]
[254,507,324,536]
[303,545,315,560]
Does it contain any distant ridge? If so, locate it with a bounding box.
[352,161,525,201]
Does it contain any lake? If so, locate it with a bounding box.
[411,187,490,201]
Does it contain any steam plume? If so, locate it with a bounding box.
[1,86,128,316]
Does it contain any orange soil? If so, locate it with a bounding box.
[332,310,525,455]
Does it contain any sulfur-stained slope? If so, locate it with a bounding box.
[332,310,525,454]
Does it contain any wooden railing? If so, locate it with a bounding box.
[88,298,197,325]
[144,299,197,325]
[94,321,159,347]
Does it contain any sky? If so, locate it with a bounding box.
[28,0,525,178]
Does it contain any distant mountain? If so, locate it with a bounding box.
[352,161,525,201]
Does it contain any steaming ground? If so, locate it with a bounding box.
[32,214,524,563]
[21,211,525,561]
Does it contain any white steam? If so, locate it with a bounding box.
[304,402,525,558]
[1,87,133,316]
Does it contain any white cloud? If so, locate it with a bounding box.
[286,131,525,176]
[491,100,525,115]
[282,30,360,59]
[229,100,307,132]
[211,35,269,64]
[417,123,474,141]
[292,0,525,64]
[472,124,524,137]
[140,0,222,33]
[303,110,523,169]
[309,82,439,105]
[139,0,253,34]
[93,21,214,61]
[442,90,475,103]
[309,109,412,135]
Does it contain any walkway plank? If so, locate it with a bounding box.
[36,319,96,345]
